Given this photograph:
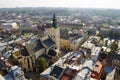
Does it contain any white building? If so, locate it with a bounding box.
[91,46,101,61]
[74,60,94,80]
[81,36,101,61]
[118,40,120,54]
[40,51,86,79]
[105,69,116,80]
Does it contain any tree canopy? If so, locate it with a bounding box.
[110,42,118,53]
[97,33,104,40]
[36,57,48,73]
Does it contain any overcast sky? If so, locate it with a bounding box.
[0,0,120,9]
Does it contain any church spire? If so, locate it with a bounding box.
[52,14,57,28]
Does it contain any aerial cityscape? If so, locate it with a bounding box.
[0,0,120,80]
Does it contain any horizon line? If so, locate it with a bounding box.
[0,6,120,10]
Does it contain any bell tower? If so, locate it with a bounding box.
[44,14,60,50]
[51,14,60,49]
[52,14,57,28]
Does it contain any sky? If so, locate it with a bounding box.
[0,0,120,9]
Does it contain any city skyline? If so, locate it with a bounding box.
[0,0,120,9]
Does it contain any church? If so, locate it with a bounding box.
[12,14,60,72]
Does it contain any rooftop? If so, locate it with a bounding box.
[40,51,89,79]
[81,36,100,49]
[0,38,21,47]
[74,60,94,80]
[41,36,55,49]
[49,65,64,79]
[25,39,44,56]
[0,46,6,52]
[90,61,103,80]
[61,67,77,80]
[106,69,116,80]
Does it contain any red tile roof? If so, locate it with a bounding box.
[91,61,103,80]
[60,74,72,80]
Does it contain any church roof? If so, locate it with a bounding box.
[25,39,44,56]
[41,36,55,49]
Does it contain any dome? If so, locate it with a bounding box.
[12,22,19,29]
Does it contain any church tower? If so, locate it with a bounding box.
[52,14,57,28]
[44,14,60,50]
[51,14,60,49]
[45,14,60,50]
